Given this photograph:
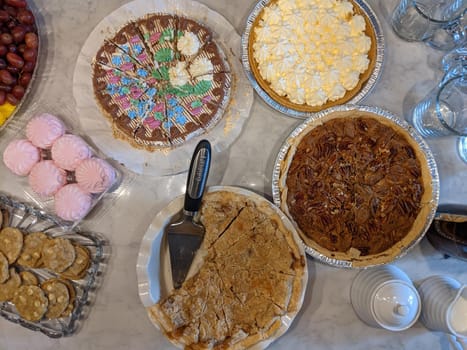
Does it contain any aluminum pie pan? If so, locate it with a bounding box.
[271,104,440,268]
[241,0,385,119]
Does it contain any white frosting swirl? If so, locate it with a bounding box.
[177,32,201,56]
[253,0,372,106]
[169,61,190,86]
[189,57,214,77]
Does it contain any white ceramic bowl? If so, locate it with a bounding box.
[417,275,467,338]
[350,265,421,331]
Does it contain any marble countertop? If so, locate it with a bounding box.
[0,0,466,349]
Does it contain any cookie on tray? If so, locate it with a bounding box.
[41,278,70,319]
[0,251,9,283]
[17,232,49,268]
[0,208,9,228]
[19,271,39,286]
[0,268,21,301]
[0,227,24,264]
[13,285,48,322]
[59,279,76,317]
[41,237,76,273]
[61,245,91,280]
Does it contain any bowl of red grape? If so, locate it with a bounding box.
[0,0,39,130]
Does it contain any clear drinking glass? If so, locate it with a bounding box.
[411,73,467,162]
[412,74,467,137]
[391,0,466,50]
[441,44,467,82]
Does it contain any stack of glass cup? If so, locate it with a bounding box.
[410,44,467,163]
[391,0,466,51]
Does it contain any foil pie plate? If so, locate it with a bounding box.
[241,0,385,119]
[0,193,108,337]
[271,104,440,268]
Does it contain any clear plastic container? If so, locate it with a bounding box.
[0,102,135,228]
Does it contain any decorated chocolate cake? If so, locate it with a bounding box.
[92,14,231,150]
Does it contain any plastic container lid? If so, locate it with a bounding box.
[371,281,421,331]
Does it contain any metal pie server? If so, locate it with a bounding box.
[166,139,211,289]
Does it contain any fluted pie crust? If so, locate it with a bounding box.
[278,110,434,267]
[248,0,378,112]
[147,190,306,349]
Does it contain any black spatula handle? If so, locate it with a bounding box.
[184,140,211,214]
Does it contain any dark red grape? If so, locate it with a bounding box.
[6,65,18,74]
[22,59,34,72]
[0,84,12,92]
[11,25,25,43]
[4,6,16,17]
[0,44,6,56]
[22,47,35,61]
[16,9,33,24]
[11,84,24,99]
[24,32,37,49]
[0,32,12,45]
[5,0,27,8]
[6,92,18,105]
[6,51,23,68]
[0,58,5,69]
[18,71,30,86]
[7,43,16,53]
[0,11,9,23]
[0,69,13,84]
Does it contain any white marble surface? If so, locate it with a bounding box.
[0,0,466,349]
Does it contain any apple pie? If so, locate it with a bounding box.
[147,189,307,349]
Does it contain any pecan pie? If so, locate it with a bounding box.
[147,189,307,349]
[278,110,435,266]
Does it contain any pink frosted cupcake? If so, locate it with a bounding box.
[26,113,66,149]
[55,184,92,221]
[3,139,40,176]
[75,158,116,193]
[29,160,67,197]
[51,134,92,171]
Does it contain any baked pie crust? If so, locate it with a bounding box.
[147,189,307,349]
[278,110,435,267]
[248,0,378,112]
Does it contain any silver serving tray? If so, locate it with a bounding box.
[241,0,385,119]
[271,104,440,268]
[0,193,108,337]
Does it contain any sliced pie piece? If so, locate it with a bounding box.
[147,189,306,349]
[110,22,154,68]
[137,14,178,59]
